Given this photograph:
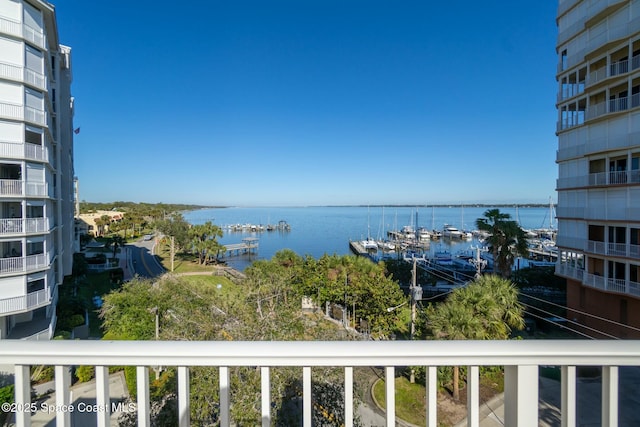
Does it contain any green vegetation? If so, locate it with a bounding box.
[423,275,524,400]
[475,209,529,277]
[79,201,212,215]
[372,375,427,425]
[101,275,358,425]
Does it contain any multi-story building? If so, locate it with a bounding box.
[0,0,75,339]
[556,0,640,338]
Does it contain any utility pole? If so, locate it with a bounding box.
[409,256,423,383]
[170,235,175,272]
[469,246,487,279]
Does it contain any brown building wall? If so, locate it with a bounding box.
[566,279,640,339]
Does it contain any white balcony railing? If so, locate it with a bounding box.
[556,169,640,189]
[0,253,48,275]
[0,287,50,315]
[0,142,49,162]
[0,180,48,197]
[1,340,640,427]
[0,217,49,235]
[555,263,585,281]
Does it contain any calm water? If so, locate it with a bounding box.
[183,206,554,271]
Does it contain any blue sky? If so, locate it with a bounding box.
[53,1,559,207]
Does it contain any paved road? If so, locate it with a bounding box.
[127,238,165,278]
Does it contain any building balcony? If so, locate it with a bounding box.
[0,218,49,236]
[587,240,640,259]
[0,286,50,316]
[555,263,585,282]
[556,169,640,190]
[0,16,45,50]
[584,273,640,298]
[0,101,46,126]
[0,141,49,163]
[0,253,48,276]
[1,340,640,427]
[0,61,47,91]
[0,180,49,198]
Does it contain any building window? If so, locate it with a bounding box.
[561,49,568,71]
[27,278,44,293]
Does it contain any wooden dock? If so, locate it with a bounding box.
[223,237,259,257]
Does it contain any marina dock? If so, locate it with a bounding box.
[223,237,259,257]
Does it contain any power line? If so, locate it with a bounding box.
[523,309,596,340]
[521,302,620,340]
[521,291,640,334]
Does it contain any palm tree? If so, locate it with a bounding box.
[426,275,524,400]
[475,209,529,277]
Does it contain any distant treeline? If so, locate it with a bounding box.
[79,201,218,214]
[344,203,555,208]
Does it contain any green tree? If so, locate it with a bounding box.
[475,209,529,277]
[425,275,525,400]
[188,221,224,265]
[154,213,191,271]
[101,275,360,426]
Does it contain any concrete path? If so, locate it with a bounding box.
[456,367,640,427]
[5,372,129,427]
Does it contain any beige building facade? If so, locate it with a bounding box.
[555,0,640,338]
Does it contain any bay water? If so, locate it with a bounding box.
[183,206,554,271]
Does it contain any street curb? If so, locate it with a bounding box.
[370,378,422,427]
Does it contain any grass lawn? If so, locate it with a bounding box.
[372,375,427,425]
[372,369,504,426]
[154,242,218,274]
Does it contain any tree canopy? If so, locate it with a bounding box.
[476,209,529,277]
[99,250,410,425]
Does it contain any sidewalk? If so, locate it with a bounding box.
[456,369,640,427]
[6,372,130,427]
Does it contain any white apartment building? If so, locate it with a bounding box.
[556,0,640,338]
[0,0,75,339]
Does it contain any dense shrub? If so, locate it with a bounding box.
[75,365,95,383]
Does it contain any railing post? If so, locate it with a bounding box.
[426,366,437,427]
[344,366,353,427]
[95,366,110,427]
[261,367,270,427]
[504,365,539,427]
[385,366,395,426]
[561,365,577,427]
[136,366,150,427]
[15,365,31,427]
[55,365,71,427]
[467,365,479,427]
[303,366,312,427]
[602,366,619,427]
[178,366,190,427]
[219,366,230,427]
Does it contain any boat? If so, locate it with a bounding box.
[361,238,378,251]
[417,227,431,241]
[442,225,463,239]
[377,240,396,251]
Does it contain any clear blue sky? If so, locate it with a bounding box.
[53,1,559,207]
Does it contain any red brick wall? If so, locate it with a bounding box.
[566,279,640,339]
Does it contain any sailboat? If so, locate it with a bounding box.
[460,204,472,239]
[377,206,396,251]
[361,206,378,251]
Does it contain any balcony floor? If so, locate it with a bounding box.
[6,307,51,340]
